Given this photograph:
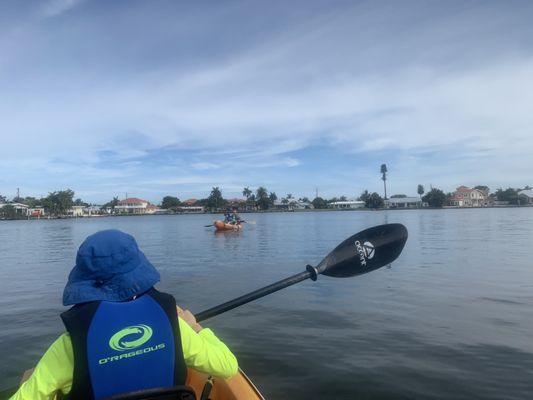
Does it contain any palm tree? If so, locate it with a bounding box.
[417,185,424,199]
[242,187,252,210]
[207,187,225,210]
[256,187,270,210]
[269,192,277,204]
[380,164,388,200]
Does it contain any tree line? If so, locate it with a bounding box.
[0,189,83,219]
[164,186,423,210]
[160,186,281,211]
[1,184,531,219]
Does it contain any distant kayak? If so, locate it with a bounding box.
[214,220,242,231]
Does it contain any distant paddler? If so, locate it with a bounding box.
[212,208,243,231]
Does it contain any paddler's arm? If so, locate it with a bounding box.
[177,307,239,379]
[10,333,73,400]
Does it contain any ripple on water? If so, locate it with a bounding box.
[1,209,533,399]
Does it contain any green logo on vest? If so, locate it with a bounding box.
[109,324,153,351]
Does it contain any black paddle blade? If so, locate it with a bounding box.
[317,223,408,278]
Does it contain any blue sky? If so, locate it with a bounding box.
[1,0,533,203]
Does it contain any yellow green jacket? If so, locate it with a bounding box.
[11,317,238,400]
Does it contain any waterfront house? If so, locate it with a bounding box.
[179,206,204,213]
[329,200,365,209]
[271,200,286,210]
[182,199,198,206]
[84,205,103,216]
[518,189,533,204]
[115,197,152,214]
[145,204,163,214]
[293,200,313,210]
[29,207,45,218]
[102,206,115,214]
[67,205,85,217]
[449,186,488,207]
[227,198,248,211]
[273,200,313,211]
[0,202,30,216]
[386,197,425,208]
[492,200,510,206]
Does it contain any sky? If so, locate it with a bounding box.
[1,0,533,203]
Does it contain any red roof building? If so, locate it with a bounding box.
[449,186,488,207]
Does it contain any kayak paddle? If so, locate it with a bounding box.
[195,223,407,322]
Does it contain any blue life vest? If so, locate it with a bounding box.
[61,289,187,399]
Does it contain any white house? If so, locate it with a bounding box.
[115,198,151,214]
[273,200,313,211]
[386,197,424,208]
[518,189,533,204]
[0,202,30,216]
[179,206,204,213]
[67,205,85,217]
[330,200,365,209]
[145,204,163,214]
[292,200,313,210]
[84,205,103,216]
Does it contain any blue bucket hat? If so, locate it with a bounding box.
[63,230,160,306]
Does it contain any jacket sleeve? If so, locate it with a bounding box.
[10,333,74,400]
[178,317,239,379]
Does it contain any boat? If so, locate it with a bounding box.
[213,220,242,231]
[188,368,264,400]
[20,367,264,399]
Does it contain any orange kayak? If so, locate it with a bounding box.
[214,220,242,231]
[187,368,264,400]
[20,367,264,399]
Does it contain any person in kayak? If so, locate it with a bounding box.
[223,209,233,224]
[11,230,238,400]
[227,208,242,226]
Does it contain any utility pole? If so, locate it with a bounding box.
[315,187,318,199]
[16,187,20,200]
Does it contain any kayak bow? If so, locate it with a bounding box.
[20,367,264,400]
[214,220,242,231]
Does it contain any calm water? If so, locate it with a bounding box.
[1,209,533,399]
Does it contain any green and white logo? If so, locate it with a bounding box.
[109,324,153,351]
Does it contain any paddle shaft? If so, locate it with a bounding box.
[195,268,315,322]
[195,223,408,321]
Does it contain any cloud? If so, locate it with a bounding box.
[284,158,300,168]
[1,1,532,202]
[39,0,85,18]
[191,162,220,170]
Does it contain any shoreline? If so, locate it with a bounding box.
[1,204,532,221]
